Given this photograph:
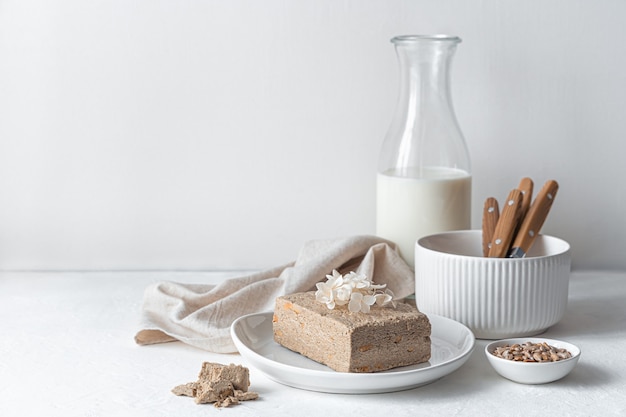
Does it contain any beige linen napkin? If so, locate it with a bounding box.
[135,235,414,353]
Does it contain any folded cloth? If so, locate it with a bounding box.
[134,235,414,353]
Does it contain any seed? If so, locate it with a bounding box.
[491,341,572,363]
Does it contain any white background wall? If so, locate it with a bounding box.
[1,0,625,272]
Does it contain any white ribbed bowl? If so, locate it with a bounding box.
[415,230,571,339]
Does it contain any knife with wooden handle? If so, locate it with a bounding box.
[508,180,559,258]
[482,197,500,257]
[517,177,534,221]
[488,189,523,258]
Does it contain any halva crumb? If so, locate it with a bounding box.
[172,362,259,408]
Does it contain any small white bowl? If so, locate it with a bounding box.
[485,338,581,384]
[415,230,571,339]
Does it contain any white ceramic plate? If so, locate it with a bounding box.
[230,311,475,394]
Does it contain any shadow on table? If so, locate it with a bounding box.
[547,291,626,338]
[346,353,612,405]
[557,361,612,387]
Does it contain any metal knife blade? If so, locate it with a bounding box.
[508,180,559,258]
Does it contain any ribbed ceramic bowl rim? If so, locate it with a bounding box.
[416,230,570,261]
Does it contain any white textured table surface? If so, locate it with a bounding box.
[1,270,625,416]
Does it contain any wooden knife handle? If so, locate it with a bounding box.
[517,177,534,221]
[488,189,523,258]
[482,197,500,257]
[510,180,559,255]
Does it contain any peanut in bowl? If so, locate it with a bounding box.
[484,338,581,384]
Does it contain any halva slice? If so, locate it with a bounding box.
[273,291,431,373]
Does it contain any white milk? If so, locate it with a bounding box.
[376,167,471,269]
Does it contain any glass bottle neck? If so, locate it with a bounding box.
[393,36,459,116]
[378,35,470,177]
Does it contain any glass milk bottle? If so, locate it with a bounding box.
[376,35,471,269]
